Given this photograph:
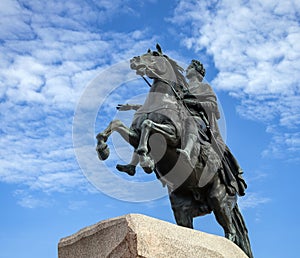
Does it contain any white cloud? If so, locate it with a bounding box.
[0,0,157,204]
[238,192,270,210]
[262,126,300,161]
[14,189,52,208]
[170,0,300,160]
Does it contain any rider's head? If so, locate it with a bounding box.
[186,60,206,81]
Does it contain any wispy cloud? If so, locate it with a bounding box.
[0,0,157,204]
[169,0,300,160]
[14,189,52,208]
[238,192,270,210]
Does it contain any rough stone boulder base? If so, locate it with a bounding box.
[58,213,248,258]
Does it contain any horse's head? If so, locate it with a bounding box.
[130,44,187,89]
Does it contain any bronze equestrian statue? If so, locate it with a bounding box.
[96,45,253,258]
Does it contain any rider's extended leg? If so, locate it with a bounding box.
[176,116,200,164]
[116,151,139,176]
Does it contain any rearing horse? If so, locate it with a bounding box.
[96,45,253,258]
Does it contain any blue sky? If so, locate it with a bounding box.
[0,0,299,257]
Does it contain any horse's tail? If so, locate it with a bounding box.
[232,204,254,258]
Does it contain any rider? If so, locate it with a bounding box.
[176,60,222,162]
[178,59,247,196]
[116,60,247,196]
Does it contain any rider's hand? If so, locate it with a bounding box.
[116,104,132,111]
[117,104,142,111]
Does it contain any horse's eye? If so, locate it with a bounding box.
[153,51,159,56]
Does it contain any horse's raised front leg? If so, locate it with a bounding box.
[137,119,177,154]
[96,119,139,160]
[136,119,178,173]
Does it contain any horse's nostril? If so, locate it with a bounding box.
[131,56,140,64]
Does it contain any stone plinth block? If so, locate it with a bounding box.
[58,213,248,258]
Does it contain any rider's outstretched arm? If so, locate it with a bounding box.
[116,104,142,111]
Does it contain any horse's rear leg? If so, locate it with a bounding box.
[208,176,237,241]
[173,208,193,229]
[169,192,194,229]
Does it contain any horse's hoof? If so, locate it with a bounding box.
[96,144,110,160]
[139,155,155,174]
[116,164,136,176]
[225,232,236,242]
[96,133,108,142]
[142,166,154,174]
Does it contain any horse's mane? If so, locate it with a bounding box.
[167,57,189,91]
[152,44,189,92]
